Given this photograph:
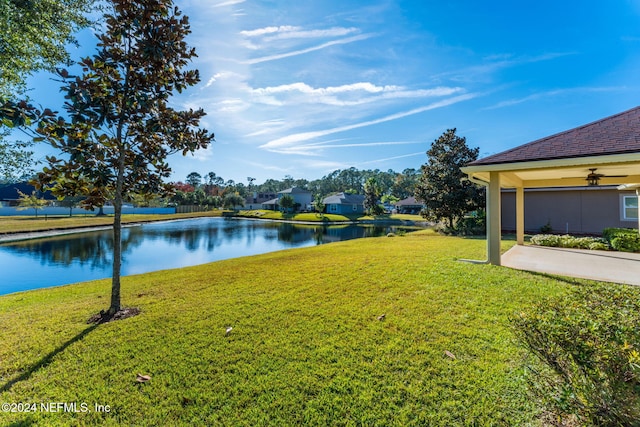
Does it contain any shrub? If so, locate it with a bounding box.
[455,211,486,236]
[588,241,609,251]
[530,234,609,250]
[512,285,640,426]
[602,227,637,241]
[611,235,640,253]
[603,228,640,252]
[530,234,561,247]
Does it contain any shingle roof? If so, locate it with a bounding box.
[278,187,311,194]
[396,196,421,206]
[469,106,640,166]
[323,192,365,205]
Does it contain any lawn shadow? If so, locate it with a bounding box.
[0,324,99,394]
[519,270,601,287]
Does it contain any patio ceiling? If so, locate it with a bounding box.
[462,152,640,188]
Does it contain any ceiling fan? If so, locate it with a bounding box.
[562,168,628,186]
[584,168,627,186]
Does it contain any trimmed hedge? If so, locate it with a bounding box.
[531,228,640,253]
[603,228,640,252]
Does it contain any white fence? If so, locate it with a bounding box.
[0,206,176,216]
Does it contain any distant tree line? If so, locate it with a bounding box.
[169,167,421,209]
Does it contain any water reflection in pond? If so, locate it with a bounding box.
[0,217,418,294]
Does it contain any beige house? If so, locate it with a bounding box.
[462,106,640,265]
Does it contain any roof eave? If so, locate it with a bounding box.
[462,152,640,175]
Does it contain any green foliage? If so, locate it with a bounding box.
[532,230,640,253]
[313,193,325,215]
[603,228,640,252]
[610,235,640,253]
[415,128,484,229]
[33,0,214,314]
[16,189,49,217]
[0,137,35,181]
[0,0,97,97]
[540,220,552,233]
[223,193,245,210]
[279,194,295,212]
[513,284,640,425]
[186,171,202,188]
[454,210,486,236]
[530,234,610,250]
[364,176,384,215]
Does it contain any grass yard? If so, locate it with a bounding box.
[0,231,582,426]
[0,211,223,235]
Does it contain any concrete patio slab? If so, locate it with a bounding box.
[501,245,640,286]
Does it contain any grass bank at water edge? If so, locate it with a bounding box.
[0,231,581,425]
[0,211,223,235]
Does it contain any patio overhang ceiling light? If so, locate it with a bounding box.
[586,168,602,186]
[582,168,628,186]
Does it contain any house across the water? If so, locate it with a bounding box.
[323,192,365,215]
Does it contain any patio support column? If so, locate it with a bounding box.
[637,189,640,235]
[516,186,525,245]
[487,171,502,265]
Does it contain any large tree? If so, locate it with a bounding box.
[186,171,202,188]
[35,0,214,317]
[364,176,384,216]
[415,128,484,229]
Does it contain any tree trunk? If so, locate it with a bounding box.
[109,199,122,314]
[109,151,126,315]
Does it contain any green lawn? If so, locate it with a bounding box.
[0,231,583,425]
[0,211,223,235]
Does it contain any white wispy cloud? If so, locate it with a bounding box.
[213,0,245,7]
[436,52,577,83]
[241,34,373,64]
[241,25,359,41]
[259,93,478,151]
[264,27,360,41]
[265,140,425,156]
[355,152,425,167]
[253,82,401,95]
[486,86,628,110]
[204,71,237,88]
[240,26,301,37]
[248,82,464,106]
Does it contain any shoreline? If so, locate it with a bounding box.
[0,223,142,243]
[0,215,431,244]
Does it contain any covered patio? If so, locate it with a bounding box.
[461,106,640,269]
[501,245,640,286]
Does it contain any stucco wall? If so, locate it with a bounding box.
[501,187,637,234]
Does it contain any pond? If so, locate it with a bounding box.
[0,217,418,295]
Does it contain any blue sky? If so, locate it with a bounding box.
[24,0,640,185]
